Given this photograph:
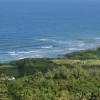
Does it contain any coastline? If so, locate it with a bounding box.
[0,46,100,63]
[1,35,100,62]
[0,45,100,99]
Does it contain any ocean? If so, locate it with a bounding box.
[0,0,100,62]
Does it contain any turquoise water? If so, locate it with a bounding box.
[0,0,100,62]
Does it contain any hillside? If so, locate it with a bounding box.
[65,47,100,60]
[0,48,100,100]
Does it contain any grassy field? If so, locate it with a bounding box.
[52,58,100,66]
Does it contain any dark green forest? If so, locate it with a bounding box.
[0,48,100,100]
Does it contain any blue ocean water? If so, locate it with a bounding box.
[0,0,100,62]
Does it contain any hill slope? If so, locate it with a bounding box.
[0,48,100,100]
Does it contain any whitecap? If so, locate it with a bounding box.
[95,37,100,40]
[68,48,78,51]
[77,43,85,47]
[39,39,50,41]
[40,45,53,49]
[18,57,26,60]
[18,51,33,54]
[17,54,44,59]
[38,38,58,43]
[68,48,84,51]
[8,51,18,56]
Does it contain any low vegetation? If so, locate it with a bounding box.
[0,48,100,100]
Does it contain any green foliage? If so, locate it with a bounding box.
[65,47,100,60]
[10,58,58,77]
[0,48,100,100]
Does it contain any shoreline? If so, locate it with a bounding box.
[0,46,100,63]
[0,45,100,99]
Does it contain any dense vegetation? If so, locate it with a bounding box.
[0,48,100,100]
[65,47,100,60]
